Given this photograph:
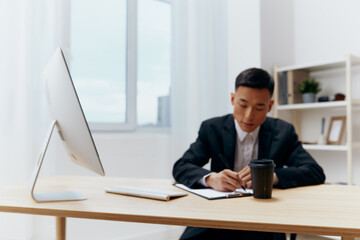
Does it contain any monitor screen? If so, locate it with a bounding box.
[43,48,105,176]
[30,48,105,202]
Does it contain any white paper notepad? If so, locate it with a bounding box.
[174,184,253,200]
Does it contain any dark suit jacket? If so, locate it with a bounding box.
[172,114,325,240]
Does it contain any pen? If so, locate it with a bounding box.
[219,154,247,192]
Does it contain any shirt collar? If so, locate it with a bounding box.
[234,119,260,142]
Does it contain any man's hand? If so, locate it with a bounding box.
[205,166,278,192]
[205,169,242,192]
[238,166,252,189]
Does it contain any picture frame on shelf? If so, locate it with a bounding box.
[327,116,346,145]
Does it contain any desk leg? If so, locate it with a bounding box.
[341,236,355,240]
[56,217,66,240]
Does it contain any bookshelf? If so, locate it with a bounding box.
[273,54,360,185]
[302,144,348,151]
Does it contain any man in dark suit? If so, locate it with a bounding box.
[172,68,326,240]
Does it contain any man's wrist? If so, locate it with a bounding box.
[198,172,213,187]
[205,172,216,187]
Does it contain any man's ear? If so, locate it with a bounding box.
[268,99,274,112]
[231,92,235,106]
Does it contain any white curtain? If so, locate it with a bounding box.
[0,0,68,238]
[0,0,229,238]
[170,0,229,163]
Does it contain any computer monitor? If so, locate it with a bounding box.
[30,48,105,202]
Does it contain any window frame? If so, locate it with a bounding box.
[88,0,137,132]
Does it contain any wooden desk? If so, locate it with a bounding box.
[0,176,360,240]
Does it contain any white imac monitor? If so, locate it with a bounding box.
[30,48,105,202]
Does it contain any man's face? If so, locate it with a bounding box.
[231,86,274,132]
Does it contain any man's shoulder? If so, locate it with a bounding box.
[201,115,294,130]
[264,117,294,131]
[202,114,233,126]
[198,114,234,138]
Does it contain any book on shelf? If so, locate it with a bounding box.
[287,70,309,104]
[279,70,310,105]
[280,72,288,104]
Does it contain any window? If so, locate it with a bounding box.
[70,0,171,130]
[137,0,171,127]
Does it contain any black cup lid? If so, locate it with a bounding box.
[249,159,275,168]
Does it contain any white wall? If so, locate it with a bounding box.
[227,0,261,105]
[52,132,172,179]
[293,0,360,63]
[260,0,295,71]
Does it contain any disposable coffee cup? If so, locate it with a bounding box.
[248,159,275,199]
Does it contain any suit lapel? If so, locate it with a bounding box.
[221,115,236,170]
[258,118,272,159]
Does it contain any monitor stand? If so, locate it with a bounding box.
[29,120,87,202]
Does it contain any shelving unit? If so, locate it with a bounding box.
[277,100,347,110]
[273,54,360,185]
[302,144,348,152]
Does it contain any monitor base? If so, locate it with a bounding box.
[29,121,88,203]
[32,191,87,202]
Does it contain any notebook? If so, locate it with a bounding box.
[105,186,188,201]
[174,183,253,200]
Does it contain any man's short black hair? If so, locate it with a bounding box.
[235,68,274,96]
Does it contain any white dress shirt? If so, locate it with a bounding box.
[233,119,259,172]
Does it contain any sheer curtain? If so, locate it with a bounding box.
[0,0,68,238]
[170,0,229,163]
[0,0,228,238]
